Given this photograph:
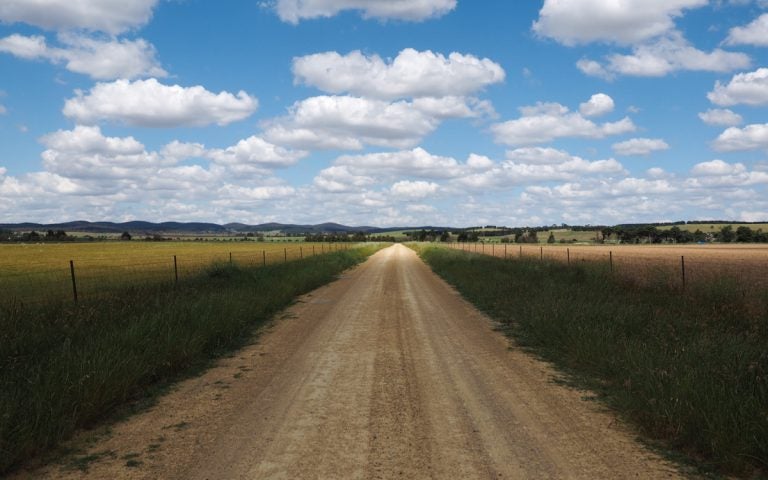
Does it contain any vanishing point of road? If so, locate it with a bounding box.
[26,244,680,479]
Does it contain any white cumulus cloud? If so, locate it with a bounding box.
[0,0,158,35]
[533,0,707,46]
[505,147,576,165]
[0,33,166,80]
[457,152,626,190]
[579,93,615,117]
[274,0,456,24]
[698,109,743,126]
[63,79,258,127]
[292,48,504,100]
[491,98,636,146]
[713,124,768,152]
[390,180,439,199]
[578,32,750,78]
[39,125,166,181]
[313,165,376,193]
[726,13,768,46]
[263,96,440,150]
[708,68,768,107]
[335,147,464,179]
[612,138,670,156]
[207,136,308,170]
[411,96,495,119]
[691,159,746,177]
[687,160,768,188]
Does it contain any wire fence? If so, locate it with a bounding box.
[448,242,768,291]
[0,242,351,306]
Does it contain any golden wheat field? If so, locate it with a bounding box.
[0,241,343,304]
[452,242,768,288]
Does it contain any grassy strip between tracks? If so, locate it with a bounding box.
[413,244,768,477]
[0,244,384,475]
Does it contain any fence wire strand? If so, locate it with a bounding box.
[0,243,344,305]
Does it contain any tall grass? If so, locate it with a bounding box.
[0,245,383,475]
[415,245,768,477]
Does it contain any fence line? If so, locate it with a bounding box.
[446,242,768,291]
[1,242,356,305]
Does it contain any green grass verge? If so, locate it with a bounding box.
[0,245,384,475]
[413,244,767,477]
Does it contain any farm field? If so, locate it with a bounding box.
[453,242,768,288]
[657,223,768,233]
[462,229,600,243]
[0,241,346,304]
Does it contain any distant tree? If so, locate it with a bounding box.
[121,231,132,241]
[547,232,556,244]
[719,225,735,243]
[667,226,682,243]
[692,229,707,243]
[735,226,754,243]
[439,231,450,242]
[516,230,538,244]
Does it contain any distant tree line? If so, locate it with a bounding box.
[0,229,76,242]
[406,229,451,242]
[304,232,398,242]
[601,225,768,244]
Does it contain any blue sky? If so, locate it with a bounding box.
[0,0,767,227]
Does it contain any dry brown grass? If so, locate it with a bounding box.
[451,243,768,289]
[0,241,344,304]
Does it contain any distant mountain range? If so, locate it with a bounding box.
[0,221,454,236]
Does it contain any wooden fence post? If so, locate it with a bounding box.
[609,251,613,273]
[567,248,570,266]
[284,248,287,263]
[519,245,522,259]
[69,260,78,303]
[681,256,686,289]
[262,250,266,267]
[540,246,543,260]
[229,252,232,265]
[173,255,178,283]
[300,247,303,259]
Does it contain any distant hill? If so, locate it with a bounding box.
[0,221,227,234]
[0,221,456,236]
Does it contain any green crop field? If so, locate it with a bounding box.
[539,229,599,243]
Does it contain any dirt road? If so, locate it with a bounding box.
[24,244,681,479]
